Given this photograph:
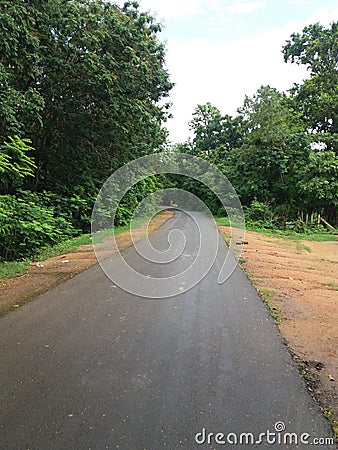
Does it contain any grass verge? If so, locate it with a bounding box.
[0,234,93,282]
[257,288,283,324]
[0,260,31,281]
[36,234,92,261]
[248,227,338,242]
[0,225,131,281]
[0,214,167,282]
[215,217,338,242]
[215,217,231,227]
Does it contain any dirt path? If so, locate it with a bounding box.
[0,211,173,315]
[219,226,338,432]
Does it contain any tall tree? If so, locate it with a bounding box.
[189,103,243,158]
[0,0,173,236]
[0,1,45,138]
[283,22,338,152]
[0,0,173,194]
[298,150,338,224]
[234,85,309,206]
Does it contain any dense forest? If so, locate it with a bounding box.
[0,0,172,260]
[0,0,337,262]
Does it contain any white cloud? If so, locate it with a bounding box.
[289,0,312,5]
[129,0,265,20]
[136,0,204,19]
[225,0,265,14]
[113,1,338,143]
[164,4,338,143]
[165,28,305,143]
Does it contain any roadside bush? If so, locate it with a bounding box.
[21,190,93,232]
[244,199,276,228]
[0,194,76,261]
[285,220,328,234]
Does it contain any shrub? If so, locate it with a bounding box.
[0,194,76,261]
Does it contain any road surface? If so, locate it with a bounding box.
[0,212,335,449]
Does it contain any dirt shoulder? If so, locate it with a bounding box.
[0,211,173,315]
[219,225,338,433]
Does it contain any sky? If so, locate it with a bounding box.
[118,0,338,143]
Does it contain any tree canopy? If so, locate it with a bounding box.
[183,21,338,226]
[1,7,337,261]
[0,0,173,181]
[0,0,173,260]
[283,22,338,152]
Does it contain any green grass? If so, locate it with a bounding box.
[323,409,338,440]
[92,224,131,244]
[0,215,162,282]
[257,288,283,324]
[219,231,230,245]
[254,228,338,242]
[36,234,92,261]
[0,228,124,280]
[35,221,143,261]
[38,218,151,260]
[0,234,93,280]
[216,217,338,242]
[323,282,338,291]
[92,217,151,244]
[258,287,276,301]
[292,232,338,242]
[0,260,31,281]
[296,242,313,253]
[215,216,231,227]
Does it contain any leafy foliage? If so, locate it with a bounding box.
[298,150,338,224]
[0,0,173,261]
[233,85,309,206]
[283,22,338,152]
[0,136,36,193]
[189,103,243,158]
[0,193,76,261]
[182,22,338,228]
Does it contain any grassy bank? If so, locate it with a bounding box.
[0,224,132,282]
[215,217,338,242]
[0,214,168,283]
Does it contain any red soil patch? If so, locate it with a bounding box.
[219,226,338,423]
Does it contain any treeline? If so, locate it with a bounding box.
[1,3,337,263]
[0,0,172,261]
[178,22,338,229]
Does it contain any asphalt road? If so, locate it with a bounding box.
[0,212,335,449]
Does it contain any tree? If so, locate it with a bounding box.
[0,136,36,194]
[0,0,173,231]
[189,103,243,158]
[234,85,309,206]
[0,1,45,138]
[298,151,338,224]
[0,0,173,186]
[283,22,338,152]
[30,1,172,190]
